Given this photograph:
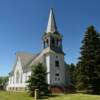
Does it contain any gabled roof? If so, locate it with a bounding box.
[16,52,36,67]
[10,52,38,75]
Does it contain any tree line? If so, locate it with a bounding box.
[69,25,100,94]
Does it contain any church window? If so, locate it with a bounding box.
[45,39,49,48]
[55,73,59,76]
[52,38,55,44]
[57,39,58,45]
[55,78,57,80]
[16,71,20,84]
[12,77,14,84]
[56,56,58,58]
[47,39,48,44]
[46,39,49,46]
[55,60,59,67]
[55,77,60,81]
[20,72,23,83]
[44,41,45,48]
[58,41,61,46]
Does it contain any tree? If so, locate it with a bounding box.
[27,63,50,97]
[69,63,76,84]
[76,25,100,94]
[0,76,8,90]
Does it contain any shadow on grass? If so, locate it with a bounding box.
[40,94,60,99]
[40,91,78,99]
[77,90,100,96]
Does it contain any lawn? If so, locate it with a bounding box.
[0,91,100,100]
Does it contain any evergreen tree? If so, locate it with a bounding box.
[0,76,8,90]
[27,63,50,97]
[77,25,100,94]
[69,63,76,84]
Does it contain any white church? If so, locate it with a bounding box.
[7,9,70,91]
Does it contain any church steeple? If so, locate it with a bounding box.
[46,8,57,33]
[43,8,63,54]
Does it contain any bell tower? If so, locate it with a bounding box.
[42,8,66,87]
[43,8,64,54]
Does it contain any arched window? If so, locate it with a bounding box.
[20,72,23,83]
[16,71,20,84]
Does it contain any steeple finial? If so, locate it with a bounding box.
[46,8,57,33]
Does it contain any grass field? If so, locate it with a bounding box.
[0,91,100,100]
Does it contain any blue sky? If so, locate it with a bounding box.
[0,0,100,76]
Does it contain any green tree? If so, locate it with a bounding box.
[27,63,50,97]
[77,25,100,94]
[0,76,8,90]
[69,63,76,84]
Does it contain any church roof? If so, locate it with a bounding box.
[16,52,37,67]
[9,52,40,75]
[46,8,57,33]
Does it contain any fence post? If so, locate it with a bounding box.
[34,89,39,100]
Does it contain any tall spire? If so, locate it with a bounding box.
[46,8,57,33]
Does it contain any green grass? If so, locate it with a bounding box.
[0,91,33,100]
[0,91,100,100]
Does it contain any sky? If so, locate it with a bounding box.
[0,0,100,76]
